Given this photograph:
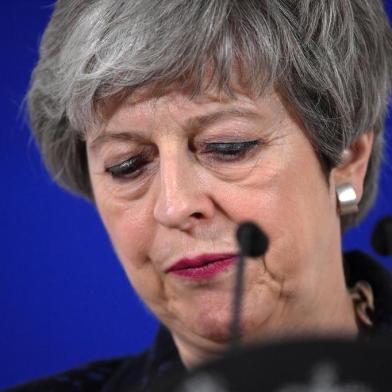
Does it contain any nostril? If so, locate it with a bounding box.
[191,212,204,219]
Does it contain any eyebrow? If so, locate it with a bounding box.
[185,108,260,133]
[89,107,260,151]
[89,131,145,151]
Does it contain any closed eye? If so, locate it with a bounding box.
[105,155,149,179]
[202,140,262,162]
[105,140,262,180]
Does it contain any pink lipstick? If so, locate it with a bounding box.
[166,253,237,280]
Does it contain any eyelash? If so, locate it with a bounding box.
[201,140,261,161]
[105,140,261,179]
[105,155,149,179]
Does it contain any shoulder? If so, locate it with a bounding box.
[4,327,183,392]
[5,353,148,392]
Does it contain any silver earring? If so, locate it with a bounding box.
[336,183,359,216]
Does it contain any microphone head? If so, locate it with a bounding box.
[371,216,392,256]
[236,221,269,257]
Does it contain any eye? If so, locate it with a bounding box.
[105,154,149,179]
[202,140,262,162]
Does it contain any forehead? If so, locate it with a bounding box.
[91,85,285,134]
[85,61,279,139]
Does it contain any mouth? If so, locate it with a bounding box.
[166,253,237,280]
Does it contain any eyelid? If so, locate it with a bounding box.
[105,144,158,172]
[105,155,146,177]
[204,139,260,147]
[201,139,261,152]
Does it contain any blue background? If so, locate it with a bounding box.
[1,1,392,389]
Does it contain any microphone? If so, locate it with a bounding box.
[236,221,269,257]
[230,221,269,350]
[371,216,392,257]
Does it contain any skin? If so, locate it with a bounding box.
[86,88,373,368]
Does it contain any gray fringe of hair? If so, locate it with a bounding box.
[28,0,392,229]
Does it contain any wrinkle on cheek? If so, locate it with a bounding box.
[145,276,195,326]
[128,269,169,318]
[252,256,285,297]
[164,283,182,317]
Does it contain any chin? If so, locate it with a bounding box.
[159,277,279,345]
[192,309,234,343]
[180,301,273,345]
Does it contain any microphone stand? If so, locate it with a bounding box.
[229,222,269,351]
[230,252,245,350]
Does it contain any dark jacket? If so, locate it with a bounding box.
[6,251,392,392]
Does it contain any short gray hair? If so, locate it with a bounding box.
[28,0,392,228]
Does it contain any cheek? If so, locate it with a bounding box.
[93,187,164,300]
[213,147,335,290]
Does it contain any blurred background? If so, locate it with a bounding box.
[1,1,391,389]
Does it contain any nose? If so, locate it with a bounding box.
[153,148,214,230]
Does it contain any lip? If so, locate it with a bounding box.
[165,253,237,280]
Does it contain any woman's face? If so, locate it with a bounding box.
[87,89,354,366]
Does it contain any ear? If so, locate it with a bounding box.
[330,132,374,202]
